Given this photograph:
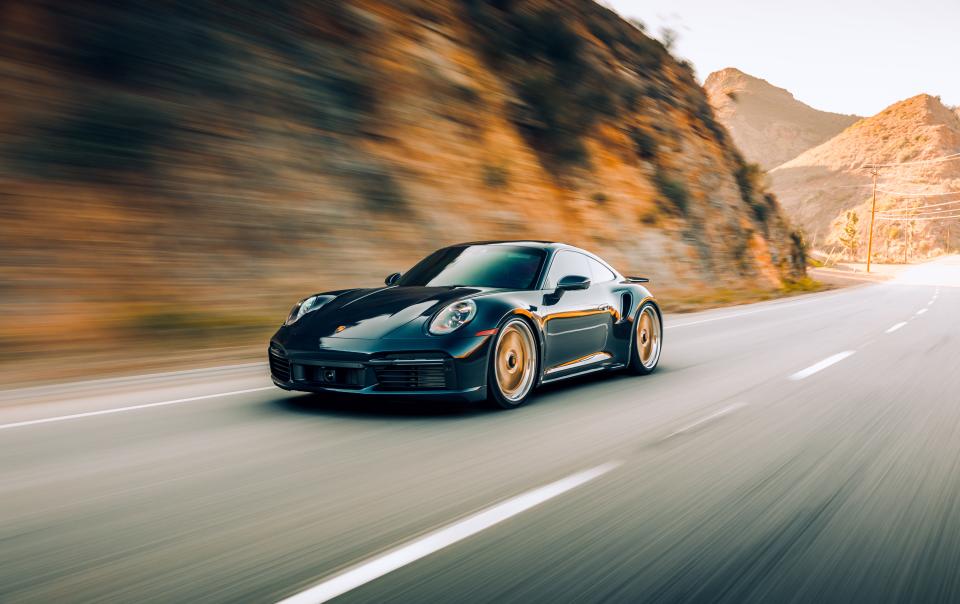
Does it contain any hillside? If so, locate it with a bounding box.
[705,68,859,169]
[771,94,960,256]
[0,0,805,378]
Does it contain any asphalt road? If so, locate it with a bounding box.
[3,257,960,603]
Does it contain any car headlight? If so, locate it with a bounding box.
[284,295,333,326]
[428,299,477,335]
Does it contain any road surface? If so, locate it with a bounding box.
[3,257,960,603]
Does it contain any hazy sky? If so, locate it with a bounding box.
[604,0,959,117]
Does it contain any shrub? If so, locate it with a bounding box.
[638,205,659,225]
[780,276,822,293]
[482,163,509,189]
[629,126,657,160]
[350,162,406,212]
[734,161,763,204]
[511,10,583,65]
[19,97,173,180]
[618,81,643,111]
[460,3,620,169]
[731,233,750,269]
[691,94,726,142]
[295,68,377,133]
[653,166,688,216]
[514,70,594,166]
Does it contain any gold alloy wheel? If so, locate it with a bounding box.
[494,320,536,402]
[637,306,661,369]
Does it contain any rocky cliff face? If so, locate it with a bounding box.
[705,68,859,170]
[771,94,960,257]
[0,0,805,362]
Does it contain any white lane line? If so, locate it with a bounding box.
[789,351,856,381]
[0,362,268,401]
[916,308,928,316]
[0,387,274,431]
[664,403,747,439]
[885,322,907,334]
[275,461,622,604]
[667,291,852,329]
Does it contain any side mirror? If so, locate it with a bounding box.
[385,272,401,286]
[556,274,591,291]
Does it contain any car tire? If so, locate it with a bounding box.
[628,302,662,375]
[487,317,539,409]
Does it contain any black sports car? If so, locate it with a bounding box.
[269,241,662,408]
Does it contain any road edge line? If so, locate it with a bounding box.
[275,461,622,604]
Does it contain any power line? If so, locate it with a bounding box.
[875,188,960,197]
[876,213,960,222]
[877,198,960,214]
[829,185,960,195]
[860,150,960,269]
[864,151,960,168]
[879,206,960,218]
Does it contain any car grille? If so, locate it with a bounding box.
[268,348,291,382]
[373,364,448,390]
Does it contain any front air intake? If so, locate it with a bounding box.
[268,348,291,382]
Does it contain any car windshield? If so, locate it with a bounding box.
[398,245,546,289]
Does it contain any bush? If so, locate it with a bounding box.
[19,97,173,179]
[734,160,765,202]
[691,94,726,142]
[461,3,619,169]
[653,166,688,216]
[482,163,509,189]
[791,230,808,266]
[780,276,822,294]
[511,10,583,65]
[350,162,406,212]
[295,68,377,133]
[514,71,594,166]
[630,126,657,160]
[638,205,659,225]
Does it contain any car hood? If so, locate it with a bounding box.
[291,285,490,339]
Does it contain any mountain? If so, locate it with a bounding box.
[0,0,805,370]
[770,94,960,256]
[704,68,859,169]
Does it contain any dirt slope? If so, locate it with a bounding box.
[705,68,859,169]
[0,0,805,372]
[771,94,960,257]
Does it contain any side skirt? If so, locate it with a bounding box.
[540,362,625,384]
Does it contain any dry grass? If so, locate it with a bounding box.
[662,277,829,314]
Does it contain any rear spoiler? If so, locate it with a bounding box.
[626,276,649,283]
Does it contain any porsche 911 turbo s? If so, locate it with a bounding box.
[269,241,662,408]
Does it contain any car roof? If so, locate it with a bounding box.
[450,240,577,251]
[446,241,618,274]
[433,241,623,282]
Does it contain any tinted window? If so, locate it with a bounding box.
[588,257,617,283]
[398,245,546,289]
[545,251,592,289]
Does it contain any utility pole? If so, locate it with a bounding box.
[866,166,879,272]
[903,220,908,264]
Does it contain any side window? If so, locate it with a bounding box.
[588,258,617,283]
[545,251,591,289]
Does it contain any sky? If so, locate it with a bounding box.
[604,0,960,117]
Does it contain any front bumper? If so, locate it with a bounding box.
[268,336,492,402]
